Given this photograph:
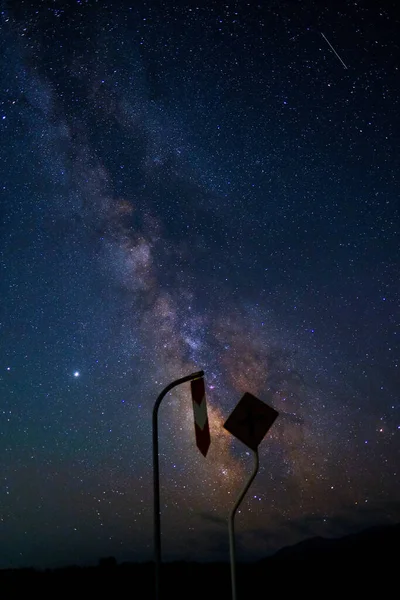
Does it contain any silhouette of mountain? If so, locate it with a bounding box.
[266,522,400,560]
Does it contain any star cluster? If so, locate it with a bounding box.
[0,1,399,568]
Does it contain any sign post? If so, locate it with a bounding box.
[152,370,206,600]
[227,448,259,600]
[223,392,279,600]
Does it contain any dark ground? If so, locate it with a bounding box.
[1,523,398,596]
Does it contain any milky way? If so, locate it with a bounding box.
[1,2,399,568]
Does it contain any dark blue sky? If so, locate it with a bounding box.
[0,0,399,568]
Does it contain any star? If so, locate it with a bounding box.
[73,371,80,378]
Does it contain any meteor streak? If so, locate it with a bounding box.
[321,32,348,69]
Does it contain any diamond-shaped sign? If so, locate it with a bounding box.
[223,392,279,451]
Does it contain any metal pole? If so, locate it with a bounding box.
[152,370,204,600]
[228,449,259,600]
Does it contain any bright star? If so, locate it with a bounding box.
[73,371,80,377]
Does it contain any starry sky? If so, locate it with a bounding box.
[1,0,399,569]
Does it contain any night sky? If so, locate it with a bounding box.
[1,1,399,569]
